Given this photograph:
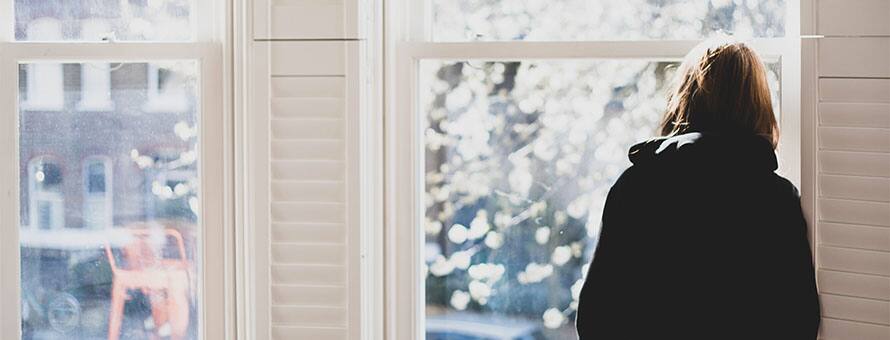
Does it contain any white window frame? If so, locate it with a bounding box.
[0,0,231,339]
[384,1,803,339]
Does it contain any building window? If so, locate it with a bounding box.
[83,157,112,229]
[21,18,64,111]
[143,63,191,113]
[28,158,64,230]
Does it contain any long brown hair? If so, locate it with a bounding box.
[659,39,779,148]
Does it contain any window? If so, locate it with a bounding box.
[82,157,112,229]
[0,0,225,339]
[144,63,191,113]
[387,1,801,339]
[28,158,64,230]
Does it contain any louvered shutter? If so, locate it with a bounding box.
[812,0,890,338]
[248,1,366,338]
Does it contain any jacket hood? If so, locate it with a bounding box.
[628,132,778,171]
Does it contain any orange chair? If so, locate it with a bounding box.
[104,228,191,340]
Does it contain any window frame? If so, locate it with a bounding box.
[0,0,229,338]
[384,1,803,339]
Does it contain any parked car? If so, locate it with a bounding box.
[426,312,546,340]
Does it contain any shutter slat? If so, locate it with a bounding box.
[819,103,890,129]
[272,243,347,264]
[820,79,890,104]
[819,270,890,301]
[271,326,348,340]
[271,118,344,139]
[271,202,345,223]
[271,285,348,306]
[271,223,346,243]
[271,77,345,98]
[819,127,890,153]
[272,98,345,119]
[821,294,890,325]
[821,318,890,340]
[820,151,890,178]
[271,180,345,202]
[820,175,890,202]
[271,160,344,181]
[271,264,347,285]
[271,140,344,160]
[268,3,345,39]
[271,306,348,326]
[819,246,890,276]
[819,222,890,252]
[820,198,890,227]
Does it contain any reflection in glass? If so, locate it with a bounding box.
[433,0,785,41]
[19,62,200,340]
[15,0,192,41]
[421,59,780,339]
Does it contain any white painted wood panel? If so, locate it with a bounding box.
[818,270,890,301]
[821,318,890,340]
[270,202,346,223]
[271,243,347,264]
[819,127,890,153]
[271,326,348,340]
[271,42,347,76]
[271,118,345,139]
[819,151,890,178]
[271,180,345,202]
[820,175,890,202]
[820,103,890,128]
[271,306,348,326]
[819,222,890,252]
[818,0,890,36]
[272,264,347,285]
[819,246,890,276]
[821,294,890,325]
[271,77,345,98]
[254,0,361,40]
[271,140,345,160]
[271,160,345,181]
[271,223,346,243]
[820,79,890,103]
[819,38,890,78]
[272,98,345,119]
[271,285,348,306]
[819,198,890,226]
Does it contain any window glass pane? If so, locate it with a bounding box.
[433,0,785,41]
[19,61,200,339]
[420,59,780,339]
[15,0,192,41]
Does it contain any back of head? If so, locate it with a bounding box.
[660,38,779,148]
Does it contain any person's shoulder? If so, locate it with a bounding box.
[769,173,801,199]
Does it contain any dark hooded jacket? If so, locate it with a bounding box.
[575,132,820,339]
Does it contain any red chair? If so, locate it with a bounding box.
[104,228,191,340]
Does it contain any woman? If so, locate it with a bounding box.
[575,40,821,339]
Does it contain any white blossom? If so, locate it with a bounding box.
[517,263,553,284]
[450,290,470,310]
[447,224,468,244]
[535,227,550,245]
[542,308,566,329]
[551,246,572,266]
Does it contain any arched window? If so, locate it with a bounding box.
[28,158,64,230]
[83,157,112,229]
[21,18,64,111]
